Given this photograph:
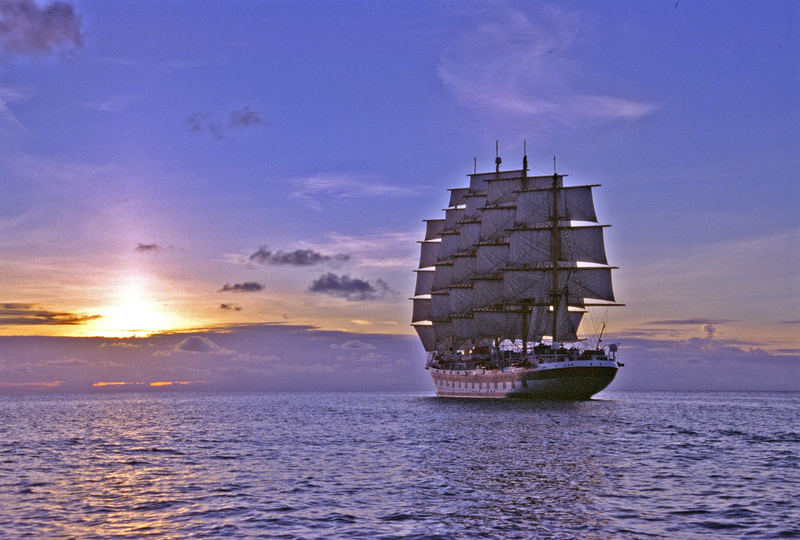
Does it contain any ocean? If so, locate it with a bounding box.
[1,390,797,539]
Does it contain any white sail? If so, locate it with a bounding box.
[562,186,598,223]
[536,289,584,342]
[418,241,440,269]
[473,277,504,308]
[524,174,562,190]
[431,261,453,291]
[508,229,551,267]
[465,194,486,218]
[430,291,450,320]
[452,254,476,283]
[476,243,509,275]
[433,320,453,349]
[515,186,598,225]
[486,177,523,205]
[566,267,615,302]
[480,206,516,240]
[439,232,460,260]
[448,285,473,315]
[502,267,614,304]
[413,270,434,297]
[469,175,490,192]
[444,208,465,231]
[560,226,608,265]
[424,219,445,240]
[502,269,550,302]
[449,187,470,207]
[413,323,436,351]
[457,221,481,251]
[473,310,519,338]
[412,297,431,322]
[508,226,608,266]
[452,315,476,340]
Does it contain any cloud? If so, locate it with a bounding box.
[187,107,264,139]
[0,0,83,56]
[438,5,655,130]
[646,318,734,326]
[331,339,376,351]
[173,336,231,355]
[135,243,161,252]
[0,86,27,129]
[317,231,420,271]
[609,334,800,391]
[702,324,716,339]
[308,272,395,301]
[218,282,264,293]
[100,341,139,348]
[83,94,137,113]
[249,245,350,266]
[2,324,796,394]
[290,174,411,209]
[0,302,100,325]
[219,303,242,311]
[0,324,429,393]
[229,107,263,127]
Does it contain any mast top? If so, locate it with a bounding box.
[495,140,502,172]
[523,139,528,175]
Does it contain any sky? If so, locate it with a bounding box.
[0,0,798,393]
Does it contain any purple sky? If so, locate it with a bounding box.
[0,0,798,392]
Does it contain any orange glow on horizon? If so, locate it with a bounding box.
[91,380,203,388]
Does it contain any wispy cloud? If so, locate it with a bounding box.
[0,0,83,56]
[134,243,161,252]
[0,86,27,129]
[290,174,412,209]
[83,94,138,113]
[218,282,264,293]
[319,231,420,270]
[153,336,234,357]
[249,245,349,266]
[173,336,232,355]
[331,339,376,351]
[219,303,242,311]
[0,303,100,326]
[308,272,395,302]
[438,5,656,130]
[646,318,734,326]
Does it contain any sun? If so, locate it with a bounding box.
[87,277,185,337]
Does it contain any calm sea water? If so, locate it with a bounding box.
[1,390,797,539]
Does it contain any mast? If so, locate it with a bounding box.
[550,170,560,345]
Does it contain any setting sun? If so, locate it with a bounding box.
[87,278,185,337]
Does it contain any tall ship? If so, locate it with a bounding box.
[411,149,623,399]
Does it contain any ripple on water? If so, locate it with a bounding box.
[0,390,797,538]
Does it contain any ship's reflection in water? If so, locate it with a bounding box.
[1,391,797,538]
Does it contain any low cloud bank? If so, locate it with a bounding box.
[0,324,428,394]
[1,325,796,394]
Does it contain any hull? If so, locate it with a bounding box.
[430,359,618,400]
